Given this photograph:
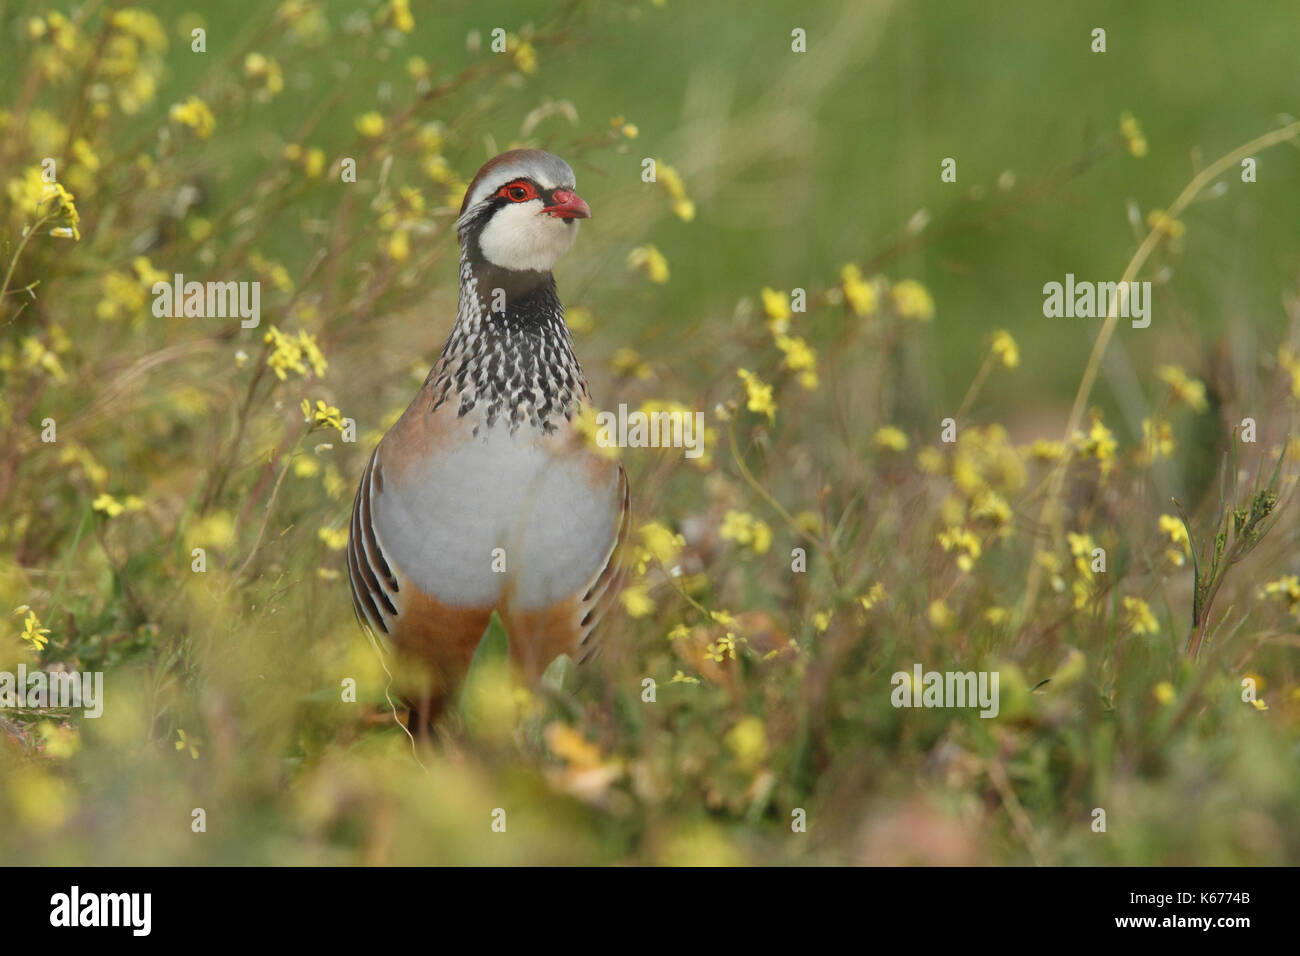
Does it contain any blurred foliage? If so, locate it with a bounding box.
[1,0,1299,864]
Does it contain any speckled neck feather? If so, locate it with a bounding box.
[426,234,587,436]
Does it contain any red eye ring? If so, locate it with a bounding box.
[498,180,538,203]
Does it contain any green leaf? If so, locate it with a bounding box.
[473,612,511,670]
[458,612,511,728]
[540,653,575,695]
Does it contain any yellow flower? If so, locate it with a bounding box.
[736,368,776,422]
[243,52,284,96]
[793,511,822,536]
[1075,414,1118,476]
[7,170,82,238]
[294,457,321,478]
[1067,532,1097,580]
[1147,209,1185,239]
[1158,514,1191,567]
[41,173,80,230]
[1156,365,1208,412]
[612,347,652,380]
[512,39,538,74]
[874,426,908,453]
[15,609,51,651]
[246,251,293,291]
[761,287,791,332]
[20,337,67,381]
[775,335,817,389]
[611,116,638,139]
[724,716,767,769]
[1140,417,1175,462]
[6,166,50,218]
[971,490,1013,534]
[39,723,80,759]
[92,493,143,518]
[185,512,236,552]
[657,160,694,219]
[322,464,346,500]
[1119,111,1148,157]
[544,723,604,769]
[917,446,945,474]
[704,632,737,663]
[991,330,1019,368]
[574,405,620,460]
[1278,345,1300,399]
[812,610,831,632]
[1071,577,1092,611]
[891,279,935,321]
[264,326,326,380]
[1153,681,1175,706]
[132,255,167,287]
[169,96,216,139]
[1158,514,1189,549]
[938,526,981,572]
[719,510,772,555]
[386,229,410,261]
[858,583,886,611]
[666,623,690,641]
[1261,574,1300,616]
[175,729,200,759]
[984,606,1010,625]
[300,399,344,432]
[621,584,655,618]
[96,270,142,320]
[355,112,385,138]
[1122,596,1159,636]
[928,599,953,630]
[1028,439,1065,462]
[109,9,167,52]
[317,527,348,551]
[58,443,108,488]
[71,138,100,176]
[841,264,877,317]
[422,154,458,185]
[386,0,414,33]
[639,522,684,567]
[627,245,669,283]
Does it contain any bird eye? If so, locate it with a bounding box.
[506,185,529,201]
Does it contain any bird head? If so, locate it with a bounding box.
[457,149,591,273]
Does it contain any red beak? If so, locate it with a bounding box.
[543,188,591,221]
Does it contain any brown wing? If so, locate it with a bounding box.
[574,461,631,663]
[346,447,400,637]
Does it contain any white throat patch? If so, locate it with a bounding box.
[477,202,579,272]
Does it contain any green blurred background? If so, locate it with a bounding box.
[119,0,1300,412]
